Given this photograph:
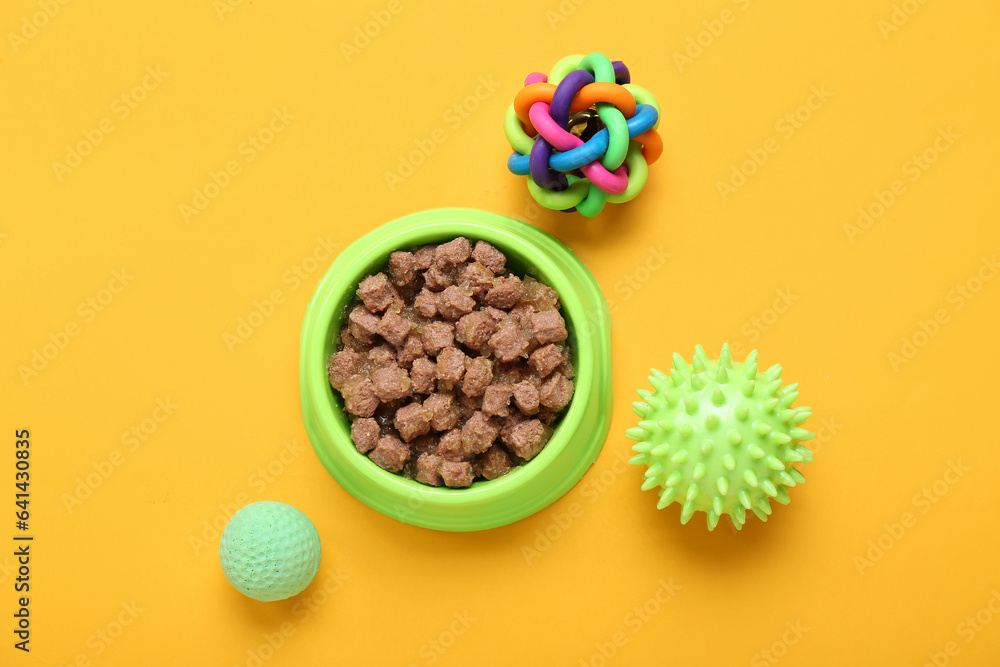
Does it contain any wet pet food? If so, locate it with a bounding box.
[328,238,575,488]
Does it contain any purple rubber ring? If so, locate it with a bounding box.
[550,69,595,128]
[612,61,631,84]
[529,134,567,191]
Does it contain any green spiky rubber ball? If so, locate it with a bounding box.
[220,501,321,601]
[627,344,814,530]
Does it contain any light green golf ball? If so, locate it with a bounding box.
[219,501,321,601]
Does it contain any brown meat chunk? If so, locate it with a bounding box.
[414,288,438,318]
[437,429,465,461]
[369,345,396,367]
[461,411,501,456]
[456,391,481,420]
[471,241,506,273]
[357,273,400,313]
[489,323,529,362]
[436,347,466,384]
[437,285,476,320]
[350,417,380,453]
[512,380,540,415]
[410,358,437,394]
[462,357,493,397]
[458,261,495,297]
[370,435,409,473]
[505,419,549,461]
[484,275,523,309]
[455,311,497,351]
[528,344,563,377]
[424,392,459,431]
[348,306,380,344]
[371,365,411,401]
[396,335,424,369]
[500,410,527,446]
[485,306,506,322]
[339,326,366,352]
[478,445,513,480]
[415,453,444,486]
[394,402,432,442]
[435,237,472,266]
[482,384,512,417]
[514,307,536,323]
[342,376,379,417]
[538,372,574,411]
[327,349,362,390]
[411,435,436,455]
[414,245,436,270]
[377,311,412,346]
[421,321,455,355]
[529,309,567,344]
[423,264,454,291]
[537,406,558,425]
[558,346,575,379]
[388,251,418,286]
[440,460,474,488]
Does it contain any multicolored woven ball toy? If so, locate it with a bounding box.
[505,52,662,217]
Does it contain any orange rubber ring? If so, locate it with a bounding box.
[569,82,637,118]
[514,81,638,134]
[636,129,663,165]
[513,83,558,134]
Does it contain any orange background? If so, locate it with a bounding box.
[2,0,999,665]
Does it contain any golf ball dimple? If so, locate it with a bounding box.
[219,501,321,602]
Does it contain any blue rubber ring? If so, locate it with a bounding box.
[625,103,659,138]
[508,152,529,175]
[548,104,658,172]
[549,133,609,172]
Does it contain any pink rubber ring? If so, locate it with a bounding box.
[528,102,628,195]
[524,72,548,85]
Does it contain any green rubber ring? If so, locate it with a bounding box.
[606,142,648,204]
[575,183,608,217]
[624,84,660,130]
[527,175,589,211]
[504,104,534,156]
[548,54,585,86]
[299,209,613,532]
[577,52,615,83]
[596,103,629,170]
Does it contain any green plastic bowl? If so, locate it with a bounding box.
[299,208,612,531]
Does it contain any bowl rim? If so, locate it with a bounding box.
[299,208,612,531]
